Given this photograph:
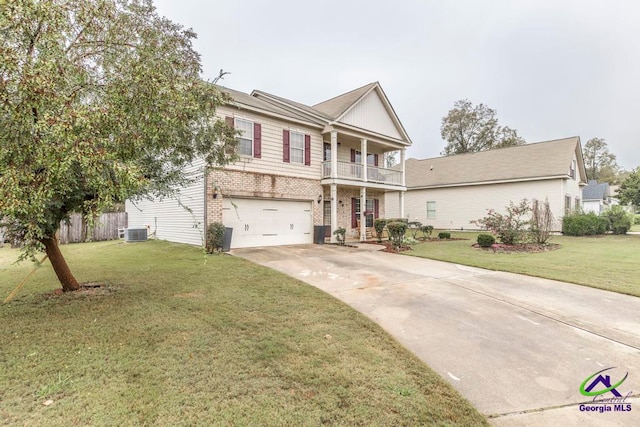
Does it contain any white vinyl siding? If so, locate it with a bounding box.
[290,132,304,164]
[387,178,575,232]
[340,90,403,139]
[125,159,205,246]
[218,106,321,180]
[235,118,253,157]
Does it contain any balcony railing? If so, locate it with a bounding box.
[322,161,402,185]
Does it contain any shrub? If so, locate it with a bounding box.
[635,214,640,225]
[438,232,451,239]
[387,221,408,250]
[407,221,422,239]
[471,199,531,245]
[530,198,555,244]
[420,225,434,238]
[385,218,408,224]
[477,234,495,247]
[333,227,346,245]
[602,205,633,235]
[374,219,387,243]
[402,236,417,246]
[206,222,225,253]
[562,212,607,236]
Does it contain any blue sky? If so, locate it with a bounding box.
[154,0,640,170]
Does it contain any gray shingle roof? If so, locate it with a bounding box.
[312,82,377,119]
[217,86,317,123]
[582,180,610,200]
[406,137,583,188]
[218,83,411,143]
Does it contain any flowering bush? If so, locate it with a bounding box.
[471,199,531,245]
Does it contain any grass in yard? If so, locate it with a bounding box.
[0,240,486,426]
[407,232,640,297]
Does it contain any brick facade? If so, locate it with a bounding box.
[207,169,389,239]
[206,169,323,226]
[323,187,386,238]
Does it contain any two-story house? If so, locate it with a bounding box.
[125,82,412,248]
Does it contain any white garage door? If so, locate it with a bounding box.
[222,198,313,248]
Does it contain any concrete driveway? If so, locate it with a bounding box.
[232,244,640,426]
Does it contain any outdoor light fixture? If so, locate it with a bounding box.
[317,195,322,204]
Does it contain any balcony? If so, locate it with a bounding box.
[322,161,402,186]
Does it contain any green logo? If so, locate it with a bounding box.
[580,367,628,397]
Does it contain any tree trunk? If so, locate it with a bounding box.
[40,236,80,292]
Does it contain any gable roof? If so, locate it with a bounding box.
[250,82,411,144]
[582,180,610,201]
[312,82,377,118]
[406,137,586,189]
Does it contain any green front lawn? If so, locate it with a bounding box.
[0,240,486,426]
[407,232,640,297]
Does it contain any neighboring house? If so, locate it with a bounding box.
[385,137,587,231]
[126,82,411,248]
[582,180,611,214]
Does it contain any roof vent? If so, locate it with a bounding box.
[124,227,148,242]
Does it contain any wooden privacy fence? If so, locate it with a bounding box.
[59,212,128,244]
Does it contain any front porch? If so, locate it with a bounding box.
[317,121,409,243]
[321,184,405,243]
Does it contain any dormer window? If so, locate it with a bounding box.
[570,159,577,179]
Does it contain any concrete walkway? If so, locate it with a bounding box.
[232,244,640,426]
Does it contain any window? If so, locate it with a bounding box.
[575,197,581,211]
[352,150,377,166]
[570,159,576,179]
[235,118,253,157]
[323,143,331,161]
[290,132,304,164]
[427,201,436,219]
[565,195,572,215]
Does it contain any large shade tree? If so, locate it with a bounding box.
[617,168,640,207]
[440,99,525,156]
[582,137,621,183]
[0,0,237,291]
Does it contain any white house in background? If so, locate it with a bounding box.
[126,82,411,248]
[582,180,611,214]
[385,137,588,232]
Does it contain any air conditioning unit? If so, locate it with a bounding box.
[124,227,148,242]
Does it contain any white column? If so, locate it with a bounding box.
[330,131,338,179]
[399,191,405,219]
[361,138,368,182]
[360,187,367,241]
[400,148,406,187]
[330,184,338,243]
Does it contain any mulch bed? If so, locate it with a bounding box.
[472,243,561,253]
